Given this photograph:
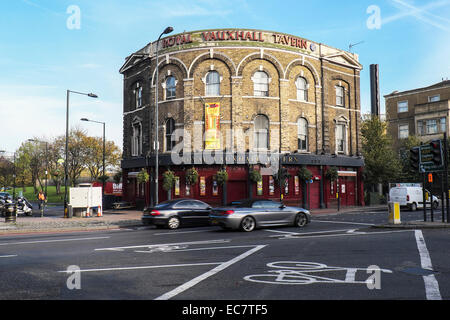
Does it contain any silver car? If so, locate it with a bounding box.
[209,199,311,232]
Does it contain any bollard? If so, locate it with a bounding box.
[388,202,401,224]
[4,202,17,223]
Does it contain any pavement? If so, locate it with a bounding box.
[1,204,449,235]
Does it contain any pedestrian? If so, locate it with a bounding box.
[37,190,46,210]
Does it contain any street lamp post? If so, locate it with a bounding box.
[64,90,98,218]
[80,118,106,195]
[154,26,173,205]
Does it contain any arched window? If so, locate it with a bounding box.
[165,118,175,151]
[253,71,269,97]
[297,118,308,151]
[132,82,143,110]
[296,77,308,101]
[131,122,142,156]
[165,76,176,100]
[206,71,220,96]
[254,115,269,150]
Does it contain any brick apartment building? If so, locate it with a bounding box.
[385,80,450,150]
[119,28,365,209]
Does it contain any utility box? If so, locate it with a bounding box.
[69,186,102,217]
[388,202,401,224]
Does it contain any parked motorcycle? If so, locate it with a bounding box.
[16,196,33,216]
[0,195,14,217]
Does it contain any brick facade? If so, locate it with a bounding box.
[120,29,365,209]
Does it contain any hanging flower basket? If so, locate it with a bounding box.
[297,167,313,182]
[185,167,199,185]
[137,169,149,184]
[325,167,339,182]
[216,169,228,186]
[249,169,262,183]
[162,170,176,191]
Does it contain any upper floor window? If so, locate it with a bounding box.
[296,77,308,101]
[398,101,408,113]
[398,124,409,139]
[206,71,220,96]
[165,118,176,152]
[133,82,143,110]
[253,71,269,97]
[165,76,176,100]
[428,94,440,103]
[336,86,345,106]
[297,118,308,152]
[418,117,446,135]
[131,122,142,156]
[336,123,346,154]
[254,115,269,150]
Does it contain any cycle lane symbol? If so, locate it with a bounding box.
[244,261,393,286]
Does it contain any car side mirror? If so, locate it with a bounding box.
[206,206,212,210]
[280,204,286,209]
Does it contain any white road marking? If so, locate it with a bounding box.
[154,230,214,236]
[155,245,266,300]
[414,230,442,300]
[58,262,222,273]
[312,220,375,226]
[0,255,17,258]
[0,237,110,246]
[264,229,301,235]
[277,229,412,240]
[95,239,231,252]
[157,245,260,253]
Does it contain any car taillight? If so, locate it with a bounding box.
[407,195,410,201]
[150,210,161,216]
[223,210,234,215]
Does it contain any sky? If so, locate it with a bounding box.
[0,0,449,154]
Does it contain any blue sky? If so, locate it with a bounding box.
[0,0,449,153]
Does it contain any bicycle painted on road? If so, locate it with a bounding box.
[244,261,392,288]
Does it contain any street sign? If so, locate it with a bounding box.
[418,143,444,172]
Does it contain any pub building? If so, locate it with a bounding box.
[120,28,365,209]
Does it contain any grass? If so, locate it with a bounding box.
[14,186,66,204]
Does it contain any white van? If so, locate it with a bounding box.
[389,186,439,211]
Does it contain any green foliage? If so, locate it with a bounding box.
[113,171,122,184]
[216,169,228,186]
[297,166,313,182]
[185,167,199,185]
[162,170,176,191]
[97,174,109,183]
[325,167,339,182]
[361,116,401,187]
[249,169,262,183]
[137,169,149,184]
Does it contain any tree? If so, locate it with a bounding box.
[397,135,422,183]
[65,128,91,187]
[83,136,122,181]
[361,116,401,191]
[0,156,14,189]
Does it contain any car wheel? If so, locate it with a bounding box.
[167,216,180,230]
[410,203,417,211]
[433,201,439,209]
[240,216,256,232]
[294,213,308,227]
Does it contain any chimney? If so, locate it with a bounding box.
[370,64,380,117]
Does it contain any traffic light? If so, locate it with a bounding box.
[430,140,443,166]
[410,147,420,171]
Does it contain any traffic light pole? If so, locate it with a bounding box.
[444,132,449,223]
[422,173,427,222]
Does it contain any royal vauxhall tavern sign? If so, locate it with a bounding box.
[161,29,317,53]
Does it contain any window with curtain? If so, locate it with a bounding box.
[254,115,269,150]
[132,122,142,156]
[206,71,220,96]
[336,86,345,106]
[165,118,175,151]
[398,124,409,139]
[253,71,269,97]
[336,124,346,153]
[296,77,308,101]
[165,76,176,100]
[297,118,308,151]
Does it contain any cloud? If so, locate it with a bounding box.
[383,0,450,32]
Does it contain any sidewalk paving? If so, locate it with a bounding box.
[1,204,449,234]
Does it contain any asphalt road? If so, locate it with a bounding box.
[0,207,449,304]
